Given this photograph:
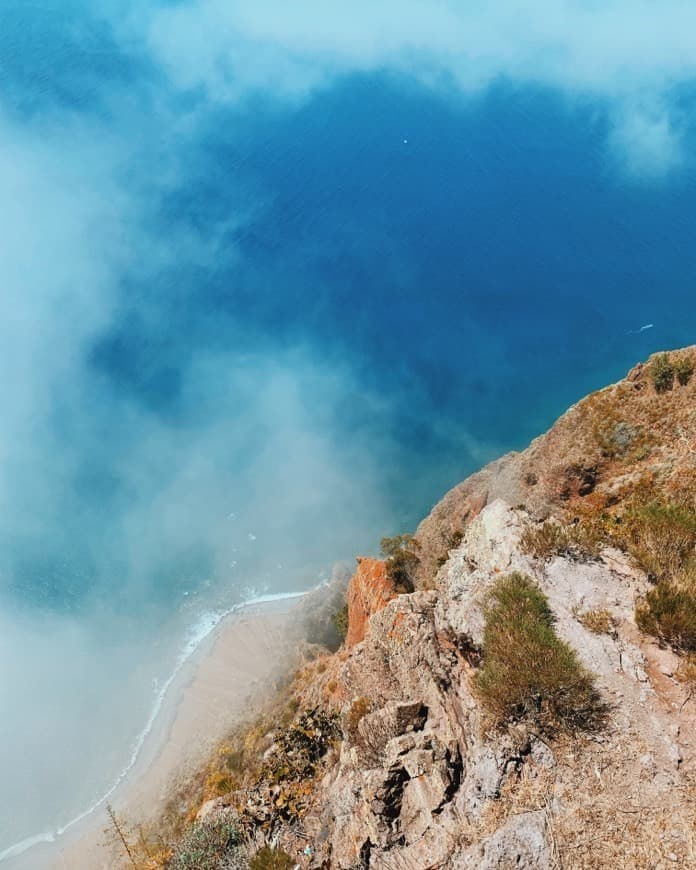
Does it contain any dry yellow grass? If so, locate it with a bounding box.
[576,608,615,635]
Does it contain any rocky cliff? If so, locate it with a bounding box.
[169,348,696,869]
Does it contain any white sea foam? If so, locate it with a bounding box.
[0,585,314,864]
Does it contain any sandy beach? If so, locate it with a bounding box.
[10,597,301,870]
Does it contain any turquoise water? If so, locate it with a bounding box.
[1,0,696,859]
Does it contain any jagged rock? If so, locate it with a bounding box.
[456,810,552,869]
[197,350,696,869]
[345,557,397,648]
[275,495,696,868]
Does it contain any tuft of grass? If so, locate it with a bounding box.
[344,696,371,738]
[650,353,675,393]
[248,846,295,870]
[576,608,614,635]
[635,579,696,653]
[675,355,695,387]
[380,534,419,593]
[474,573,606,737]
[675,654,696,685]
[616,500,696,583]
[520,519,602,563]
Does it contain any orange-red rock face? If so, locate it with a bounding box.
[345,557,396,648]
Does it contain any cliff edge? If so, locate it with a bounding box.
[148,348,696,869]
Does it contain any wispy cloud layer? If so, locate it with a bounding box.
[139,0,696,176]
[3,0,694,851]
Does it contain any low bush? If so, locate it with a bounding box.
[474,573,606,736]
[635,580,696,653]
[331,603,349,641]
[650,353,675,393]
[169,816,242,870]
[380,534,419,593]
[248,846,295,870]
[616,500,696,582]
[675,356,695,386]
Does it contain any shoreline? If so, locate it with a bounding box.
[5,590,308,870]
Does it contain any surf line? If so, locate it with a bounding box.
[0,585,316,864]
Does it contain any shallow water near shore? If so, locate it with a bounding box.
[0,590,307,866]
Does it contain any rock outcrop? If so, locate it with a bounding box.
[276,348,696,868]
[345,558,396,648]
[165,347,696,870]
[289,500,696,868]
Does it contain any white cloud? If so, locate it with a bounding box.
[138,0,696,176]
[609,98,684,178]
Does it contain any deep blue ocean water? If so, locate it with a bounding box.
[1,0,696,860]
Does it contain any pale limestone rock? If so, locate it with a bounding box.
[286,501,696,868]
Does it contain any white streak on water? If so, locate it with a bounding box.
[0,586,315,864]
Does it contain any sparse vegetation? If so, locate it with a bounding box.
[650,353,675,393]
[616,500,696,582]
[331,603,349,641]
[635,580,696,653]
[474,573,606,736]
[576,608,614,635]
[675,654,696,685]
[380,534,419,593]
[531,490,696,656]
[105,804,140,869]
[169,816,242,870]
[344,696,371,738]
[235,707,341,829]
[675,355,695,386]
[520,518,602,563]
[104,804,172,869]
[248,846,295,870]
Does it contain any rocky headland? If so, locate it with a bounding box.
[111,348,696,869]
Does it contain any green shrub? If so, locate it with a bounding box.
[331,603,349,641]
[474,573,606,736]
[675,356,695,386]
[169,817,242,870]
[380,534,419,592]
[650,353,675,393]
[248,846,295,870]
[635,581,696,652]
